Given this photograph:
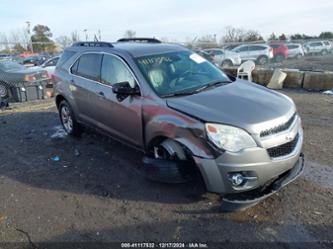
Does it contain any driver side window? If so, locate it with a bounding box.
[101,54,136,87]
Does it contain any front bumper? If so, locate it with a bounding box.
[193,123,303,210]
[221,153,304,211]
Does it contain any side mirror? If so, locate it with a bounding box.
[112,81,140,95]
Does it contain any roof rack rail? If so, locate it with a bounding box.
[72,41,113,47]
[117,38,161,43]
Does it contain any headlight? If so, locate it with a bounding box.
[205,123,257,152]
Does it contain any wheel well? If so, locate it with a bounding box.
[222,59,232,64]
[147,136,192,159]
[55,95,66,109]
[147,136,168,151]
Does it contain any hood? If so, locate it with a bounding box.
[13,66,45,74]
[166,81,296,134]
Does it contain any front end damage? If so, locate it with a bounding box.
[220,153,304,212]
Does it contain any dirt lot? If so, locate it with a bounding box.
[265,54,333,72]
[0,90,332,248]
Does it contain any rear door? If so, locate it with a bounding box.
[234,46,249,60]
[89,53,143,148]
[248,45,266,60]
[69,52,103,125]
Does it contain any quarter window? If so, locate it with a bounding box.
[101,54,136,87]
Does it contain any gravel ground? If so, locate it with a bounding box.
[264,54,333,72]
[0,91,332,248]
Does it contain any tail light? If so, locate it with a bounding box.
[51,73,56,82]
[42,71,49,78]
[24,75,36,81]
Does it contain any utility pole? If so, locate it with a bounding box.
[83,29,88,41]
[98,29,101,41]
[26,21,33,53]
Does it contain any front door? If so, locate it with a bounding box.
[89,53,143,148]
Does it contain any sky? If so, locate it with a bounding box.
[0,0,333,42]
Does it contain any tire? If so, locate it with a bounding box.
[59,100,82,137]
[275,53,285,63]
[0,82,9,98]
[257,55,268,65]
[148,139,192,183]
[221,60,233,68]
[321,50,328,56]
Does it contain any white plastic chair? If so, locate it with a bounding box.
[237,60,255,82]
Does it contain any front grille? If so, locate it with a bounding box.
[260,113,296,137]
[267,133,299,158]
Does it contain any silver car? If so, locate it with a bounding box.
[286,43,305,59]
[231,44,274,65]
[204,48,241,67]
[304,41,329,55]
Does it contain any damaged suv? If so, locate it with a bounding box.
[55,38,304,211]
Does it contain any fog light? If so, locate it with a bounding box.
[229,173,245,186]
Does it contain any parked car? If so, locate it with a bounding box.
[304,41,329,55]
[269,43,289,62]
[323,40,333,53]
[286,43,305,59]
[0,60,50,102]
[22,55,48,67]
[231,44,274,65]
[55,39,304,211]
[192,49,215,64]
[203,48,241,67]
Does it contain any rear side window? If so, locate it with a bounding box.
[76,53,103,81]
[237,46,248,52]
[270,44,280,48]
[56,50,75,69]
[287,45,298,49]
[249,45,266,51]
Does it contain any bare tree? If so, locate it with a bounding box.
[244,30,263,42]
[71,31,80,43]
[0,33,10,51]
[196,34,217,48]
[56,36,72,48]
[221,26,246,43]
[123,30,136,38]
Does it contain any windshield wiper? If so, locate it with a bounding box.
[161,90,198,98]
[193,80,232,93]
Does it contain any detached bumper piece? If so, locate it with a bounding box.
[142,156,193,184]
[221,153,304,212]
[9,81,48,103]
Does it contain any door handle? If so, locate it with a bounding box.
[97,91,106,98]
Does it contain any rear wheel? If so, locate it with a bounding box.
[0,83,9,99]
[321,49,328,55]
[275,53,285,63]
[257,56,268,65]
[59,100,82,137]
[221,60,233,68]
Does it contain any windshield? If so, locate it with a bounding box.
[135,51,230,96]
[0,60,25,72]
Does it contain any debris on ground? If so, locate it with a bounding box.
[323,89,333,95]
[50,155,60,162]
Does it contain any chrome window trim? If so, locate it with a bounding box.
[68,51,141,91]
